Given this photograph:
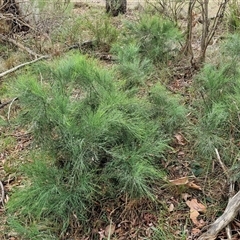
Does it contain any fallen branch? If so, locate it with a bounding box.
[7,97,18,123]
[198,190,240,240]
[0,98,18,109]
[0,55,49,79]
[214,148,234,239]
[0,181,4,206]
[0,34,40,58]
[214,148,229,179]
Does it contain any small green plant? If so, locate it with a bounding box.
[112,42,153,89]
[7,53,186,238]
[0,136,16,151]
[227,0,240,32]
[83,15,119,51]
[51,16,84,45]
[110,15,182,88]
[194,102,229,160]
[195,63,239,108]
[192,34,240,164]
[123,14,182,63]
[7,217,57,240]
[149,83,187,133]
[222,33,240,60]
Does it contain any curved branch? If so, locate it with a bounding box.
[0,181,4,206]
[198,190,240,240]
[0,55,49,79]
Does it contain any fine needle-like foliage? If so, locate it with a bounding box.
[149,83,187,134]
[122,14,182,63]
[193,34,240,164]
[110,14,182,89]
[6,53,186,237]
[111,42,153,89]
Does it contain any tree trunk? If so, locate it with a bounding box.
[0,0,68,34]
[106,0,127,17]
[0,0,37,33]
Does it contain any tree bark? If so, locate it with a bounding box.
[106,0,127,17]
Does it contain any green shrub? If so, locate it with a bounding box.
[112,42,153,89]
[193,35,240,163]
[195,63,240,108]
[227,1,240,32]
[194,103,229,159]
[7,53,186,237]
[222,33,240,60]
[51,16,84,45]
[149,83,187,133]
[123,14,182,63]
[83,15,119,51]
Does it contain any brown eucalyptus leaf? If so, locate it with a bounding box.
[187,181,202,190]
[174,133,185,145]
[169,176,189,185]
[104,223,116,237]
[168,203,174,212]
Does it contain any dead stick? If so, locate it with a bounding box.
[0,181,4,206]
[7,97,18,123]
[0,55,49,79]
[215,148,233,239]
[0,34,40,58]
[199,149,235,240]
[0,98,18,109]
[214,148,229,178]
[198,190,240,240]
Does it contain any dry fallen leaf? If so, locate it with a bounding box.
[104,223,116,238]
[168,203,174,212]
[169,176,189,185]
[181,193,191,201]
[186,199,206,227]
[169,177,202,191]
[174,133,186,145]
[189,209,200,226]
[191,227,201,235]
[186,199,206,213]
[187,181,202,190]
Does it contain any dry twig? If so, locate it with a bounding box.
[0,34,40,58]
[7,97,18,123]
[198,190,240,240]
[0,98,18,109]
[199,148,235,240]
[0,55,49,79]
[0,181,4,206]
[214,148,229,178]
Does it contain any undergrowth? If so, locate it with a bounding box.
[6,52,186,238]
[111,14,182,89]
[4,4,240,239]
[192,33,240,168]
